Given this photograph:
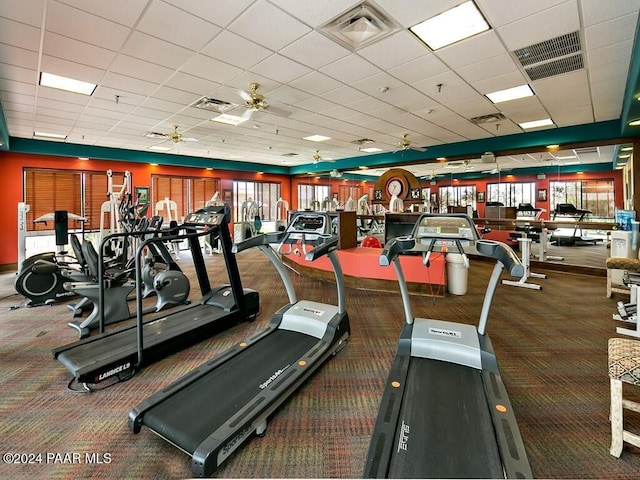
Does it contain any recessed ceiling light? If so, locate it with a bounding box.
[40,72,97,96]
[210,113,249,126]
[410,1,490,50]
[34,131,67,140]
[303,134,331,142]
[546,144,560,150]
[621,146,633,151]
[150,163,159,166]
[486,85,533,103]
[148,146,171,152]
[628,119,640,126]
[555,155,576,160]
[360,147,382,153]
[519,118,554,129]
[78,157,89,161]
[618,154,631,159]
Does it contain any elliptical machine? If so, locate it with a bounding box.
[13,211,88,307]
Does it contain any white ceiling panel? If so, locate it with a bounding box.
[0,0,638,175]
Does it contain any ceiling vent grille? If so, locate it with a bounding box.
[319,2,400,51]
[574,146,599,155]
[469,113,506,124]
[351,138,375,145]
[281,152,299,157]
[525,54,583,81]
[191,96,237,113]
[513,31,584,81]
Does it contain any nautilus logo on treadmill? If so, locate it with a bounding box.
[397,421,410,452]
[428,327,461,338]
[259,364,290,389]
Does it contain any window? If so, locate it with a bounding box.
[338,185,362,206]
[550,179,615,219]
[151,175,221,222]
[486,182,536,207]
[298,183,330,211]
[23,168,128,232]
[438,185,476,212]
[233,180,281,222]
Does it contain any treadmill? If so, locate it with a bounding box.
[129,211,349,477]
[550,203,601,246]
[363,214,532,479]
[52,205,259,391]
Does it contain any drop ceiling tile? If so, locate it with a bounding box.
[0,79,36,96]
[588,40,634,69]
[280,31,351,70]
[40,55,106,85]
[43,32,117,70]
[121,31,196,71]
[165,72,222,96]
[585,13,639,50]
[388,53,448,84]
[91,88,144,110]
[433,31,505,69]
[581,0,640,27]
[0,44,40,70]
[375,0,458,28]
[471,71,530,96]
[455,53,520,85]
[36,96,85,112]
[0,18,41,51]
[319,54,382,84]
[163,0,255,27]
[0,64,38,83]
[101,71,159,96]
[137,1,222,51]
[228,1,311,51]
[56,0,149,27]
[109,54,175,85]
[496,1,580,51]
[358,30,428,70]
[46,1,131,51]
[270,0,359,27]
[180,53,243,84]
[250,54,313,84]
[479,0,568,28]
[0,0,45,27]
[289,71,343,96]
[200,30,272,70]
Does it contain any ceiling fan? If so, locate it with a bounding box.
[396,133,427,153]
[237,82,292,118]
[145,124,198,144]
[312,150,335,164]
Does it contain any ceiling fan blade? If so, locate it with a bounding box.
[238,89,252,102]
[411,146,427,152]
[182,137,198,142]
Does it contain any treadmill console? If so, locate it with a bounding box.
[286,213,329,241]
[183,206,228,227]
[414,214,479,250]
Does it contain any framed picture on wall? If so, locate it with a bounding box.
[537,189,547,201]
[477,191,485,203]
[135,186,149,204]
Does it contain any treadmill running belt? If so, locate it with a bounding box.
[388,358,503,479]
[142,329,318,454]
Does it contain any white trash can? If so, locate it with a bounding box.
[446,253,468,295]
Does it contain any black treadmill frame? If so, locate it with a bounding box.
[52,205,259,386]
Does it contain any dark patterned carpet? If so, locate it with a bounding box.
[1,246,639,479]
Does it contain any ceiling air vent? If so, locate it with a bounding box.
[469,113,506,125]
[281,152,299,157]
[191,96,237,113]
[513,31,584,81]
[319,2,400,51]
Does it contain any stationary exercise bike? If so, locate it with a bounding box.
[13,211,88,308]
[66,231,191,338]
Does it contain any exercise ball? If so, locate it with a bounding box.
[361,236,381,248]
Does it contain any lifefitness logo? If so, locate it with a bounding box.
[259,365,290,390]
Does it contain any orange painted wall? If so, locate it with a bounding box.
[0,151,291,267]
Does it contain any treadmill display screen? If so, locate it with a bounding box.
[415,216,478,240]
[289,215,326,233]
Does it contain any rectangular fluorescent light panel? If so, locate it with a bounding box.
[303,134,331,142]
[360,147,382,153]
[34,131,67,140]
[486,85,533,103]
[148,145,171,152]
[519,118,554,129]
[410,1,490,50]
[210,113,249,126]
[40,72,97,96]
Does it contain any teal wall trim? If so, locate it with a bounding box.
[0,103,8,151]
[289,120,624,175]
[5,137,290,175]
